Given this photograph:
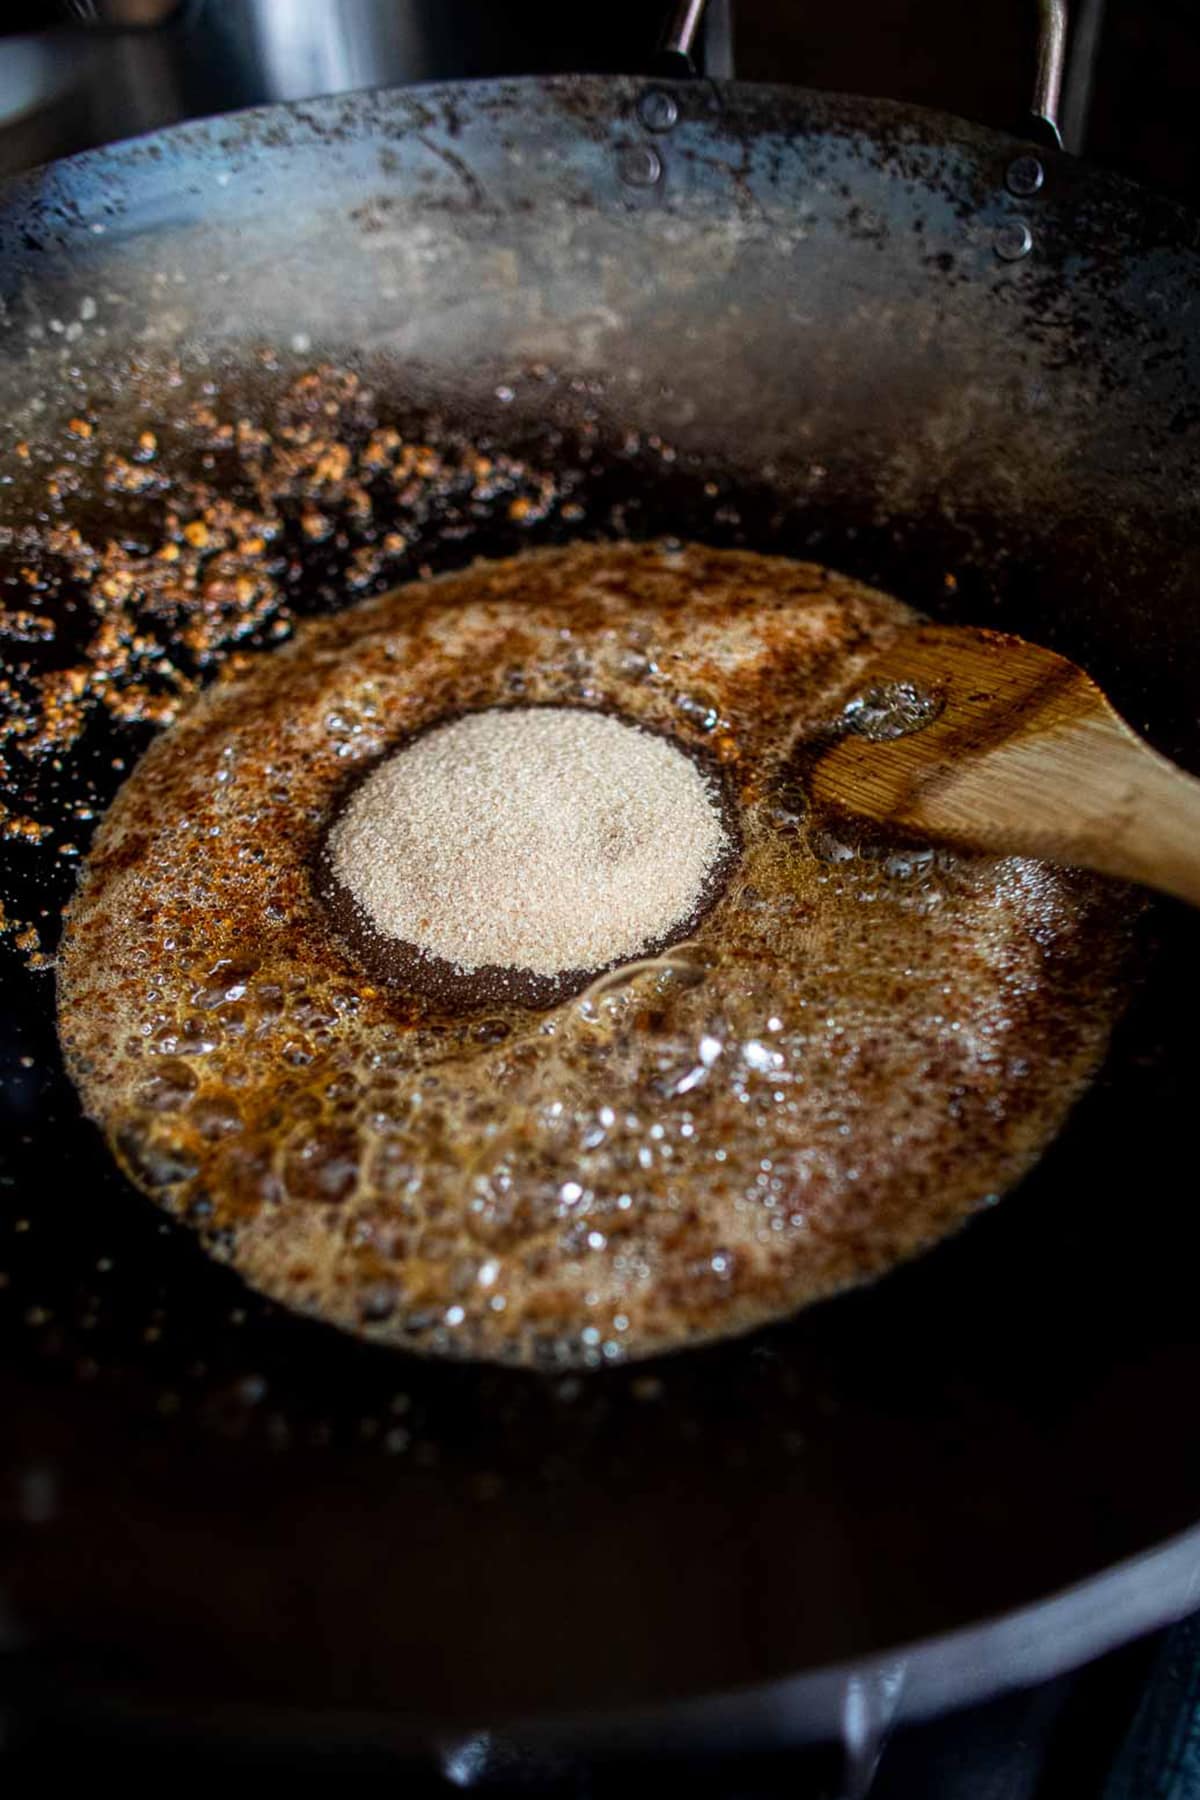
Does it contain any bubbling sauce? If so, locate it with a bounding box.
[57,543,1134,1367]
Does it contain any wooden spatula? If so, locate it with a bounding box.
[811,624,1200,908]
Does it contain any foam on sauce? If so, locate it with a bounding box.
[56,542,1135,1367]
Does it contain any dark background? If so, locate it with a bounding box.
[736,1,1199,206]
[2,3,1199,208]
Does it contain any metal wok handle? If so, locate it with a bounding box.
[658,0,1069,149]
[1031,0,1068,147]
[658,0,708,72]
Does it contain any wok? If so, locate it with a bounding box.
[2,67,1200,1759]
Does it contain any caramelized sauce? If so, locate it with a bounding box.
[57,543,1135,1367]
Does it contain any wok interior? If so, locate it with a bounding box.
[2,79,1200,1726]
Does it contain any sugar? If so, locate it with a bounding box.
[329,706,728,977]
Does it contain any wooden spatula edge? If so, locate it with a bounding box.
[810,625,1200,909]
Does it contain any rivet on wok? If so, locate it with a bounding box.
[994,218,1034,262]
[618,144,664,189]
[1006,155,1045,198]
[638,89,680,133]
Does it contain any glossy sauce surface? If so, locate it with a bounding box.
[57,543,1134,1366]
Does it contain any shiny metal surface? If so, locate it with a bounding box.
[0,0,671,177]
[1,72,1199,1747]
[1033,0,1069,144]
[659,0,710,72]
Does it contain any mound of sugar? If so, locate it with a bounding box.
[329,706,728,977]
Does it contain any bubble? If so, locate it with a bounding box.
[675,691,720,732]
[811,829,857,865]
[188,1096,243,1139]
[619,649,659,682]
[134,1059,199,1112]
[664,1062,707,1097]
[767,788,808,835]
[116,1125,198,1191]
[843,680,944,743]
[473,1019,510,1045]
[884,847,936,882]
[283,1130,360,1204]
[359,1288,395,1332]
[176,1018,221,1054]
